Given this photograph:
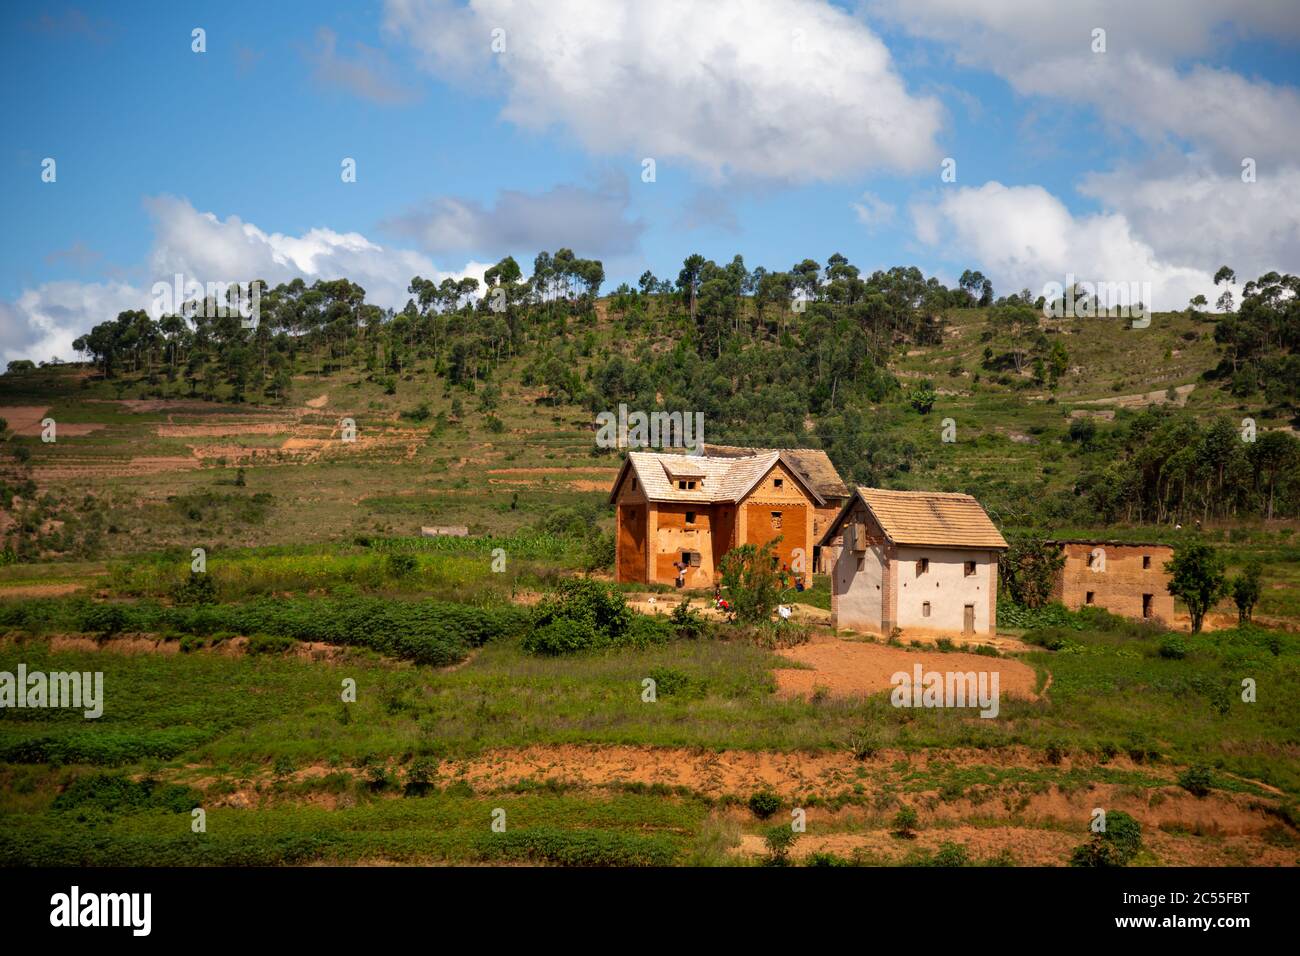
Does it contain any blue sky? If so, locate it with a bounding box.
[2,0,1298,362]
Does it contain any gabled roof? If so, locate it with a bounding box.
[609,450,825,506]
[701,444,849,500]
[819,486,1008,550]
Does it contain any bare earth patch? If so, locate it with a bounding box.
[773,635,1039,701]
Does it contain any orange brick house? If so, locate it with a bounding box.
[700,444,850,572]
[609,450,827,588]
[819,487,1008,637]
[1049,540,1175,622]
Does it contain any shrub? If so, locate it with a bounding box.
[748,790,781,820]
[52,773,199,815]
[523,578,635,655]
[847,726,882,761]
[1070,810,1142,867]
[930,841,972,867]
[385,553,418,578]
[669,599,709,640]
[718,541,781,624]
[1159,636,1189,660]
[171,571,217,606]
[892,806,919,837]
[763,825,798,866]
[1178,765,1214,797]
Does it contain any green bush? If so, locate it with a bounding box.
[523,578,641,655]
[1159,636,1189,660]
[1070,810,1142,867]
[748,790,781,820]
[1178,765,1214,797]
[930,841,972,867]
[245,633,296,656]
[892,806,919,837]
[51,773,200,814]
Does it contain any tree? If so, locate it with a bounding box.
[1164,542,1227,634]
[999,536,1066,609]
[907,379,937,414]
[1189,294,1208,311]
[1231,560,1262,625]
[1249,430,1300,520]
[718,540,782,624]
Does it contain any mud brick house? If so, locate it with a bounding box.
[1048,540,1175,622]
[608,449,828,588]
[819,487,1008,637]
[700,444,850,572]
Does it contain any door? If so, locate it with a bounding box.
[963,604,975,635]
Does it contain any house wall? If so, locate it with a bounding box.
[654,504,717,588]
[813,498,846,573]
[829,500,887,631]
[739,460,815,585]
[1052,542,1175,621]
[614,477,648,584]
[893,545,998,636]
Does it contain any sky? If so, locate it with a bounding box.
[2,0,1299,363]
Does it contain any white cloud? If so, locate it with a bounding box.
[1,197,485,364]
[867,0,1300,166]
[384,0,944,182]
[1079,161,1300,284]
[910,181,1215,310]
[851,190,897,230]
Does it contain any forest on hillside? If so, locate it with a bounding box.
[9,251,1300,527]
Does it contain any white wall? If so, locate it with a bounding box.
[833,539,885,632]
[894,545,993,634]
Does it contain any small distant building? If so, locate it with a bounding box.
[1049,540,1174,622]
[608,449,827,588]
[421,525,469,537]
[700,444,850,572]
[819,487,1008,637]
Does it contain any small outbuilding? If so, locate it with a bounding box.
[1048,540,1175,622]
[819,487,1008,637]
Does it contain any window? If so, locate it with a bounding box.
[687,480,696,489]
[773,478,784,489]
[1142,555,1151,569]
[917,557,929,575]
[856,554,866,572]
[964,561,976,577]
[922,601,931,617]
[678,480,687,490]
[771,511,782,530]
[1085,591,1095,605]
[685,511,696,525]
[681,551,691,566]
[631,477,637,490]
[1142,594,1153,618]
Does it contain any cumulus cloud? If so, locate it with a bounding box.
[1,197,485,364]
[1079,160,1300,285]
[910,181,1215,311]
[381,177,645,257]
[866,0,1300,166]
[383,0,944,182]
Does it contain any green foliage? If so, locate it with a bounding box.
[668,599,709,640]
[999,536,1066,609]
[762,825,798,866]
[51,773,200,815]
[747,789,780,820]
[523,577,640,655]
[718,540,781,624]
[892,805,919,836]
[1178,765,1214,797]
[1231,560,1263,625]
[1070,810,1142,867]
[1159,636,1189,660]
[1165,542,1228,633]
[171,570,217,606]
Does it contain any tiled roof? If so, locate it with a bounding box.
[702,444,849,500]
[611,450,822,505]
[823,487,1007,549]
